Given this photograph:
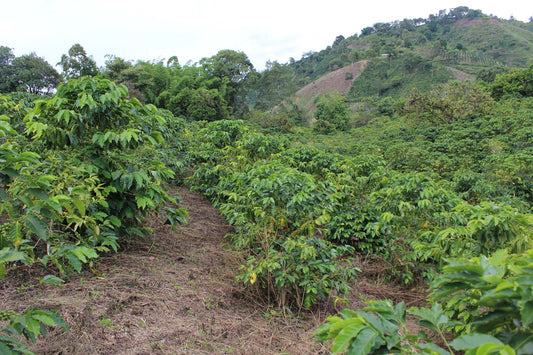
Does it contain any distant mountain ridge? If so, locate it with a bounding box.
[287,7,533,103]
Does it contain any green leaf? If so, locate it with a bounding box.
[25,214,48,240]
[450,334,503,350]
[72,197,86,216]
[416,343,450,355]
[0,339,18,354]
[25,317,41,340]
[66,252,82,273]
[0,186,7,200]
[26,188,49,201]
[41,275,65,286]
[331,322,364,354]
[521,301,533,328]
[70,246,98,264]
[31,314,56,327]
[108,216,121,227]
[409,303,447,332]
[506,332,533,353]
[345,327,378,355]
[7,222,23,248]
[0,247,30,264]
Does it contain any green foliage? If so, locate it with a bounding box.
[0,46,60,95]
[432,250,533,337]
[0,79,191,353]
[58,43,98,79]
[491,65,533,100]
[348,94,533,209]
[402,81,495,124]
[199,49,254,109]
[0,46,17,93]
[350,55,452,99]
[236,232,357,310]
[24,77,187,236]
[249,61,297,113]
[168,87,229,121]
[0,77,188,284]
[187,121,357,309]
[290,7,532,94]
[10,54,60,95]
[98,50,257,121]
[416,202,532,263]
[315,250,533,354]
[216,160,335,229]
[0,308,68,354]
[314,91,350,132]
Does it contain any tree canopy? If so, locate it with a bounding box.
[58,43,98,79]
[0,46,60,94]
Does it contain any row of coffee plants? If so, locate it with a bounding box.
[0,78,187,353]
[187,120,358,310]
[186,118,533,306]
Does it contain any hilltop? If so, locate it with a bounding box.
[286,7,533,104]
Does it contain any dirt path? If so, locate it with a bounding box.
[1,187,329,354]
[1,186,427,354]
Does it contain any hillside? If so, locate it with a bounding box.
[295,60,367,109]
[288,7,533,102]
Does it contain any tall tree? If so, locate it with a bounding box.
[58,43,98,79]
[102,54,132,81]
[0,46,16,93]
[201,50,254,109]
[252,61,296,113]
[12,53,60,94]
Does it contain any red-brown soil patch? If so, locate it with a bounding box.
[295,61,368,111]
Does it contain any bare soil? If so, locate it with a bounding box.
[1,186,427,354]
[295,61,368,111]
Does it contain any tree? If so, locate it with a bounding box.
[252,61,296,113]
[25,76,187,233]
[58,43,98,79]
[200,50,254,109]
[403,81,495,124]
[102,54,132,81]
[0,47,60,94]
[314,91,350,131]
[168,87,229,121]
[476,65,508,83]
[207,49,254,86]
[361,26,375,36]
[491,65,533,99]
[333,35,345,46]
[12,53,60,94]
[0,46,16,93]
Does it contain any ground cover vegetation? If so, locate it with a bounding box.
[1,6,532,354]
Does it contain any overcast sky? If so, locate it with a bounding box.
[1,0,531,71]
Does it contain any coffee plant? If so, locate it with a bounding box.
[0,308,68,354]
[24,77,187,235]
[217,160,356,309]
[315,249,533,354]
[1,78,188,351]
